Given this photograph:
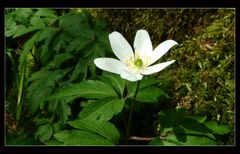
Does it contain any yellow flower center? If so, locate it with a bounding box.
[124,51,151,73]
[134,58,143,68]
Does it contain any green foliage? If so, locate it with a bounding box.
[68,119,120,144]
[48,80,118,101]
[6,133,40,145]
[52,130,114,145]
[78,98,125,121]
[6,8,234,145]
[5,8,113,145]
[150,108,231,145]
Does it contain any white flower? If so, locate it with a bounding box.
[94,29,178,82]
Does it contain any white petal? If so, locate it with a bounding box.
[94,58,127,75]
[150,40,178,65]
[109,31,134,62]
[120,69,143,82]
[133,29,153,58]
[141,60,175,75]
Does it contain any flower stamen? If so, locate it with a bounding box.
[134,58,143,68]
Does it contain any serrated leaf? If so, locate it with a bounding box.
[36,124,53,143]
[14,8,33,24]
[165,134,216,145]
[59,10,94,38]
[101,72,125,98]
[52,32,72,52]
[34,118,51,126]
[70,58,88,81]
[54,130,114,145]
[48,100,58,112]
[30,16,45,28]
[53,132,69,142]
[48,80,118,101]
[204,121,232,135]
[56,101,71,124]
[78,98,124,121]
[19,31,39,67]
[127,76,160,93]
[149,137,178,145]
[27,69,66,112]
[81,9,94,26]
[158,108,186,128]
[28,75,55,112]
[66,37,92,52]
[94,20,107,30]
[37,27,58,43]
[6,25,29,38]
[68,119,120,144]
[81,42,100,58]
[181,118,212,134]
[35,9,56,18]
[46,53,73,69]
[173,126,216,140]
[131,86,170,103]
[187,115,207,123]
[14,27,41,38]
[44,139,63,145]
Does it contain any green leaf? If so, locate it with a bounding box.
[187,115,207,123]
[78,98,125,121]
[19,31,39,67]
[101,72,125,98]
[68,119,120,144]
[54,130,114,145]
[70,58,88,81]
[48,80,118,101]
[30,16,45,28]
[66,37,92,52]
[37,27,58,43]
[56,101,71,124]
[81,42,104,58]
[127,76,160,93]
[165,134,216,145]
[27,75,55,112]
[14,27,41,38]
[35,9,56,18]
[59,14,95,39]
[6,25,31,38]
[94,20,108,30]
[27,69,66,112]
[36,123,53,143]
[149,137,163,145]
[46,53,73,69]
[204,121,232,135]
[181,118,213,134]
[6,133,39,145]
[149,137,177,145]
[173,126,216,140]
[44,139,63,145]
[158,108,186,128]
[53,131,69,142]
[14,8,33,24]
[34,118,51,126]
[52,32,72,52]
[131,86,170,103]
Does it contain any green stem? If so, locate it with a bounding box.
[16,62,26,127]
[126,80,141,144]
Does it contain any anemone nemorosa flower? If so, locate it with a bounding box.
[94,29,178,82]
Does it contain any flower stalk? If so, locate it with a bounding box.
[126,80,141,144]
